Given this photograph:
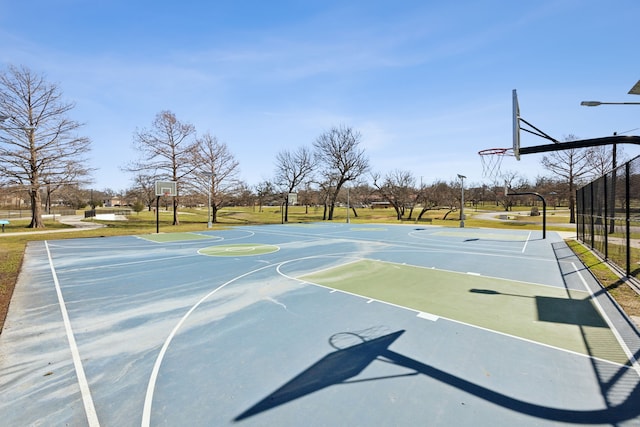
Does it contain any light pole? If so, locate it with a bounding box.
[203,172,215,228]
[581,101,640,107]
[346,186,350,224]
[457,174,466,228]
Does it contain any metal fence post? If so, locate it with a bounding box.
[626,162,631,277]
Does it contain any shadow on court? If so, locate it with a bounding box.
[469,288,608,328]
[235,329,640,424]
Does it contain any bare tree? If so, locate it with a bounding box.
[231,181,255,207]
[274,146,316,222]
[498,169,526,211]
[42,160,93,214]
[340,180,371,218]
[127,111,197,225]
[372,169,416,220]
[316,177,337,220]
[313,125,369,220]
[191,132,241,223]
[587,142,628,234]
[588,144,627,178]
[0,65,91,228]
[540,135,593,223]
[129,173,159,211]
[255,180,275,212]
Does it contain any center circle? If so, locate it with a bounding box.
[198,243,279,257]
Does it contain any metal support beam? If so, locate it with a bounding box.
[520,135,640,156]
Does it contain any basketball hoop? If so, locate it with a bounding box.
[478,148,513,182]
[155,181,177,197]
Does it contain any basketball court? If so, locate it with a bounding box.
[3,87,640,426]
[1,223,639,426]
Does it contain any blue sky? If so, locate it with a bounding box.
[1,0,639,192]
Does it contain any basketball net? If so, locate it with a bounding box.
[478,148,513,182]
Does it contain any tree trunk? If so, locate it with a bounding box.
[569,181,575,224]
[327,186,342,220]
[29,189,45,228]
[284,200,289,222]
[173,196,179,225]
[328,202,335,220]
[569,195,576,224]
[417,208,429,221]
[393,205,402,220]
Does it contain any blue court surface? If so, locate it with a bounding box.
[1,223,639,426]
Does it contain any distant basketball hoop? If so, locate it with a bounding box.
[155,181,177,197]
[478,147,513,182]
[154,181,177,233]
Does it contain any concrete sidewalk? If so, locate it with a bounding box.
[0,215,105,237]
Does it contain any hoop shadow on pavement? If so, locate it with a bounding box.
[234,330,406,421]
[235,329,640,424]
[470,288,608,328]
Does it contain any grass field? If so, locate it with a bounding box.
[2,204,638,335]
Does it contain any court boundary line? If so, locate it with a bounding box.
[45,241,100,427]
[572,261,640,377]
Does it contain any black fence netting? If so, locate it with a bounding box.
[577,155,640,278]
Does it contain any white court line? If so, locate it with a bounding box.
[45,241,100,427]
[417,312,439,321]
[141,262,277,427]
[521,231,532,253]
[572,262,640,377]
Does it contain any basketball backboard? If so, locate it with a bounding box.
[512,87,640,160]
[155,181,177,197]
[512,89,520,160]
[287,192,297,205]
[628,80,640,95]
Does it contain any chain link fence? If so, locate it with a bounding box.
[577,155,640,279]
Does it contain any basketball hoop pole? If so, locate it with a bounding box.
[203,172,215,228]
[156,196,160,234]
[346,187,350,224]
[506,190,547,239]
